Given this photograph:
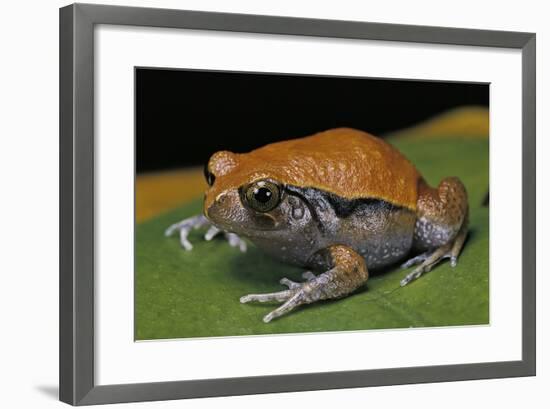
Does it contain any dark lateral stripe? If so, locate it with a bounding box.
[285,185,405,219]
[324,192,398,218]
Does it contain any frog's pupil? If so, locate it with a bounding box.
[254,187,272,203]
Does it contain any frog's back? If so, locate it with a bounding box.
[242,128,421,210]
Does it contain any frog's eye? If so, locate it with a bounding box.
[245,181,281,212]
[203,163,216,187]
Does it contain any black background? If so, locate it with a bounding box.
[136,68,488,173]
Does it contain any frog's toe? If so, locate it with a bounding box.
[224,232,247,253]
[179,233,193,251]
[280,277,301,289]
[204,225,222,241]
[165,214,209,251]
[280,272,315,289]
[240,290,293,304]
[450,255,458,267]
[400,260,440,286]
[400,251,433,269]
[302,271,316,281]
[262,291,306,323]
[204,226,247,252]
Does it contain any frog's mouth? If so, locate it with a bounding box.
[248,213,280,231]
[206,202,281,235]
[213,213,281,235]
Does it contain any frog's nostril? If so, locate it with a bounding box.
[216,192,227,204]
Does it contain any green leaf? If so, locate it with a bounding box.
[135,137,489,340]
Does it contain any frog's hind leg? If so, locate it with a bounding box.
[240,245,369,323]
[400,177,469,286]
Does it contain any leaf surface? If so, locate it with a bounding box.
[135,137,489,340]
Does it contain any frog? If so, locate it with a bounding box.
[165,128,469,323]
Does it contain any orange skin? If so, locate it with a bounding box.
[169,128,469,322]
[204,128,420,213]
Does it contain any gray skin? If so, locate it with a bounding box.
[168,169,470,323]
[206,183,416,270]
[166,179,435,323]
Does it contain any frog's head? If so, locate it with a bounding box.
[202,150,313,239]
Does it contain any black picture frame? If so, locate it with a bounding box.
[59,3,536,405]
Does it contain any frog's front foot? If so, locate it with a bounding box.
[240,245,370,323]
[239,271,321,323]
[165,214,247,252]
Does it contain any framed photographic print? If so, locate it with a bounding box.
[59,3,536,406]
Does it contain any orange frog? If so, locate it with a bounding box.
[166,128,469,323]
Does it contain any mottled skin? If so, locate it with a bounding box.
[166,128,469,322]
